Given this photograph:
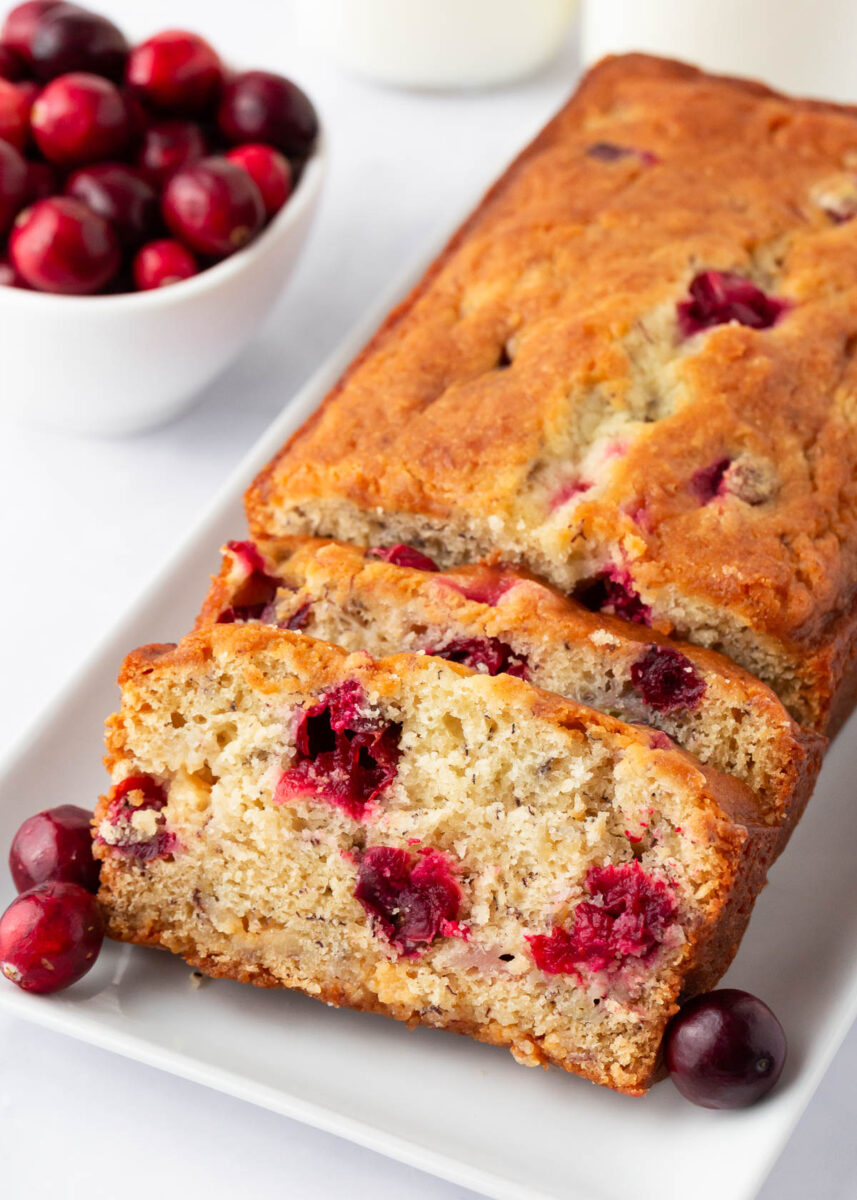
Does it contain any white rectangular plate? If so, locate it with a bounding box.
[1,257,857,1200]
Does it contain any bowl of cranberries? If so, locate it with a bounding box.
[0,3,324,434]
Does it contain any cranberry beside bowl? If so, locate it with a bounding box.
[0,15,324,434]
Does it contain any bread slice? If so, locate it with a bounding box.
[196,537,823,853]
[244,54,857,734]
[95,624,774,1095]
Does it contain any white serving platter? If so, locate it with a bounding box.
[1,250,856,1200]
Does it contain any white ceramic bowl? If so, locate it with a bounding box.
[0,140,325,435]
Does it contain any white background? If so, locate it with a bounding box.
[1,3,856,1197]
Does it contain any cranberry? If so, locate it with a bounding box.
[100,773,178,861]
[30,5,128,82]
[10,197,119,294]
[0,881,103,993]
[136,118,206,186]
[9,804,99,893]
[690,457,731,504]
[355,845,465,957]
[225,143,291,218]
[630,645,706,714]
[226,538,266,574]
[0,0,63,63]
[527,862,676,976]
[133,238,197,290]
[678,271,788,337]
[25,158,58,200]
[367,544,439,572]
[162,156,264,258]
[66,162,157,247]
[665,989,787,1108]
[575,567,652,625]
[0,75,31,149]
[425,636,529,680]
[215,539,279,619]
[0,256,23,285]
[218,70,318,158]
[126,30,222,115]
[586,141,658,165]
[0,43,27,79]
[280,601,311,630]
[550,478,591,510]
[0,137,28,232]
[274,680,401,819]
[31,71,130,164]
[440,574,516,607]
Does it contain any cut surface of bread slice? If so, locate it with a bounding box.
[196,536,824,853]
[96,624,774,1095]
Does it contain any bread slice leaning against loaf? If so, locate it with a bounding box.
[95,624,775,1095]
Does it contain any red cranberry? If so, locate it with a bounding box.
[527,862,676,976]
[425,636,529,680]
[678,271,788,337]
[218,70,318,158]
[31,71,130,164]
[225,143,291,218]
[133,238,197,289]
[0,42,27,79]
[30,5,128,82]
[0,881,103,993]
[9,805,99,893]
[630,645,706,714]
[0,0,63,63]
[665,989,787,1108]
[0,137,28,232]
[136,117,205,185]
[162,156,264,258]
[126,30,222,115]
[367,544,439,572]
[274,680,401,820]
[574,566,652,626]
[690,457,731,504]
[10,196,119,293]
[25,157,58,200]
[66,162,157,247]
[0,75,31,148]
[355,845,465,957]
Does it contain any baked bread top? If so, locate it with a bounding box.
[246,54,857,730]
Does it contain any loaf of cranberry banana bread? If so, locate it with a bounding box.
[246,53,857,733]
[95,624,774,1095]
[196,537,823,852]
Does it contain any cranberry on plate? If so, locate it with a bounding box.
[0,881,103,993]
[665,988,787,1108]
[0,0,63,63]
[226,143,292,217]
[0,75,31,149]
[31,71,131,165]
[162,156,264,257]
[10,196,120,293]
[0,137,28,233]
[218,69,318,158]
[66,161,158,247]
[9,804,100,893]
[136,117,206,185]
[29,3,128,82]
[133,237,197,289]
[126,29,222,115]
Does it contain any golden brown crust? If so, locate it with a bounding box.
[245,54,857,732]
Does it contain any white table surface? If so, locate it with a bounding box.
[1,3,856,1197]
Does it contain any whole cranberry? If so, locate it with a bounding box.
[30,5,128,82]
[0,0,63,63]
[0,75,31,148]
[162,156,264,257]
[136,117,205,185]
[133,237,197,289]
[665,989,787,1108]
[0,881,103,993]
[10,196,120,293]
[226,143,291,217]
[31,71,130,164]
[0,42,27,79]
[0,137,28,232]
[0,256,24,285]
[25,157,58,200]
[66,162,158,247]
[217,70,318,158]
[9,805,99,893]
[126,30,222,115]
